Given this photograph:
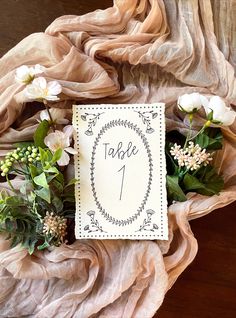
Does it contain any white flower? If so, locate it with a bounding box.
[204,96,236,126]
[15,64,45,84]
[24,77,62,102]
[178,93,207,113]
[40,109,69,125]
[44,125,77,166]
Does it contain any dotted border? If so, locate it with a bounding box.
[73,104,167,240]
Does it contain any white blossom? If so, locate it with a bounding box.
[204,96,236,126]
[44,125,77,166]
[178,93,207,113]
[15,64,45,84]
[24,77,62,102]
[40,109,69,125]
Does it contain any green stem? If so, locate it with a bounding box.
[12,168,29,176]
[188,120,212,142]
[6,174,15,192]
[183,114,194,149]
[44,101,56,132]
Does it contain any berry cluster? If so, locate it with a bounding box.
[0,146,40,177]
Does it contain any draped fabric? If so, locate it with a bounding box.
[0,0,236,317]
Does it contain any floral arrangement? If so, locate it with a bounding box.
[0,65,235,254]
[0,65,77,253]
[166,93,235,204]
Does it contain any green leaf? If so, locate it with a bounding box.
[166,175,187,203]
[183,166,224,196]
[11,234,22,248]
[65,178,78,188]
[51,179,64,193]
[183,173,206,191]
[35,188,51,203]
[37,240,50,250]
[165,147,179,176]
[194,128,223,150]
[52,196,63,213]
[55,172,64,185]
[39,147,48,165]
[207,110,214,121]
[51,148,62,164]
[5,196,25,207]
[20,184,27,195]
[13,141,34,148]
[46,174,59,184]
[27,242,37,255]
[34,173,49,189]
[63,194,76,203]
[198,165,224,195]
[29,164,42,179]
[34,120,50,148]
[5,218,13,232]
[44,167,59,174]
[63,210,75,218]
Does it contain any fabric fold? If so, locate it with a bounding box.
[0,0,236,317]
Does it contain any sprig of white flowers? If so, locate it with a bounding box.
[25,77,62,102]
[15,64,62,103]
[14,64,76,167]
[15,64,45,84]
[170,142,213,171]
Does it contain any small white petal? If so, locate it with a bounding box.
[57,151,70,166]
[63,125,74,138]
[57,118,70,125]
[40,108,69,124]
[178,93,203,113]
[44,95,60,101]
[47,81,62,95]
[15,65,32,83]
[34,64,45,75]
[40,110,50,121]
[44,133,56,148]
[17,65,29,74]
[199,95,209,109]
[206,96,236,125]
[220,110,236,126]
[33,77,47,89]
[65,147,77,155]
[15,64,45,84]
[24,85,43,101]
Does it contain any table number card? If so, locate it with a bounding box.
[73,104,168,240]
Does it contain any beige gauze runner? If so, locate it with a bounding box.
[0,0,236,317]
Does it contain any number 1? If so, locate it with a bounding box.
[118,165,125,200]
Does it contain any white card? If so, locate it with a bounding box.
[73,104,168,240]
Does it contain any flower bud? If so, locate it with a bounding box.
[203,96,236,126]
[178,93,206,113]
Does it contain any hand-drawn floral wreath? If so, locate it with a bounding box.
[90,119,153,226]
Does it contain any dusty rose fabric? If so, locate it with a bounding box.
[1,0,236,317]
